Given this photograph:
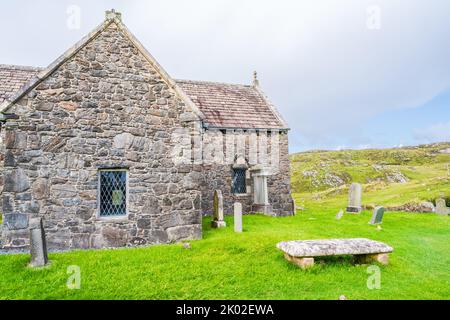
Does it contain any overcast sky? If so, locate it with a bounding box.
[1,0,449,152]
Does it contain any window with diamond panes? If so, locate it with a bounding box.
[232,168,247,194]
[99,170,127,217]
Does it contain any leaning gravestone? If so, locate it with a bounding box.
[435,198,450,216]
[29,217,49,267]
[211,190,226,228]
[369,206,385,225]
[336,210,344,220]
[346,183,362,213]
[234,202,243,233]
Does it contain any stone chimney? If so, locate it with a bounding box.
[105,9,122,21]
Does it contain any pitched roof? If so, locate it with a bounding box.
[0,12,204,122]
[0,65,43,103]
[176,80,287,129]
[0,10,288,130]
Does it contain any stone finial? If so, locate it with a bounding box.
[252,71,259,87]
[105,9,122,21]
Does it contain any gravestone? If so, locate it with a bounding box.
[369,206,385,225]
[250,165,273,215]
[211,190,226,228]
[29,218,49,267]
[336,209,344,220]
[234,202,243,233]
[346,183,362,213]
[435,198,449,216]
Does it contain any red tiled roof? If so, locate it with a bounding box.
[0,65,43,103]
[0,65,287,129]
[176,79,287,129]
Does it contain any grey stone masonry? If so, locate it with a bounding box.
[201,131,293,217]
[0,21,202,250]
[277,238,393,258]
[0,11,293,251]
[278,238,393,269]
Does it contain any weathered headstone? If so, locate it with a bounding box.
[435,198,449,216]
[346,183,362,213]
[336,209,344,220]
[211,190,226,228]
[250,165,273,215]
[234,202,243,233]
[29,218,49,268]
[369,206,385,225]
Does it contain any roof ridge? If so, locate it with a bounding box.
[0,64,44,72]
[175,78,252,88]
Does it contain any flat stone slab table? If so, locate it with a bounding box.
[277,238,393,269]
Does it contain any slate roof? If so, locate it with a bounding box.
[0,65,43,103]
[0,64,287,129]
[176,79,287,129]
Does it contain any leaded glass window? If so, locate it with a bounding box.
[99,170,127,217]
[232,168,247,194]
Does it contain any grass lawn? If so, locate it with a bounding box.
[1,206,449,300]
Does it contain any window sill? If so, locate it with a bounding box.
[96,215,129,222]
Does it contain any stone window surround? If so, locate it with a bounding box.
[232,167,247,195]
[231,163,251,197]
[96,168,130,221]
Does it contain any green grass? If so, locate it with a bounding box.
[294,175,450,211]
[1,209,449,300]
[1,142,449,300]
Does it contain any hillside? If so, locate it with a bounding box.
[290,142,450,209]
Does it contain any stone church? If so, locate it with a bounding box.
[0,10,293,251]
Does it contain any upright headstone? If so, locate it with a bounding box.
[211,190,226,228]
[29,218,48,268]
[346,183,362,213]
[250,165,273,215]
[369,206,385,225]
[435,198,449,216]
[234,202,243,233]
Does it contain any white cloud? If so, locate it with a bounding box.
[414,122,450,142]
[1,0,449,151]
